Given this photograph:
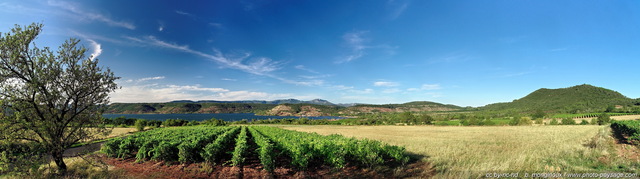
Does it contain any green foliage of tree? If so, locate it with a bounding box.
[597,113,611,125]
[0,23,119,173]
[532,109,546,119]
[163,119,189,127]
[561,118,576,125]
[605,105,616,113]
[419,114,434,124]
[400,112,416,124]
[580,120,589,125]
[509,116,532,126]
[202,118,227,126]
[134,119,146,131]
[0,142,47,175]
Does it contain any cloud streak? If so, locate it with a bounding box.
[48,0,135,29]
[337,31,397,63]
[387,0,409,20]
[373,81,399,87]
[295,65,319,74]
[338,31,368,63]
[125,36,324,87]
[407,84,441,91]
[137,76,165,82]
[86,39,102,61]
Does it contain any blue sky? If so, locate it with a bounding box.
[1,0,639,107]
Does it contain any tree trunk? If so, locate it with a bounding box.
[52,149,67,174]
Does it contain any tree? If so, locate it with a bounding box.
[597,113,611,125]
[561,118,576,125]
[419,114,434,125]
[134,119,146,131]
[400,112,416,124]
[0,23,119,173]
[532,109,546,119]
[580,120,589,125]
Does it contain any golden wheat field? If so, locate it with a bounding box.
[279,125,639,178]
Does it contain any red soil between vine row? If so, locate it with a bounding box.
[98,154,432,178]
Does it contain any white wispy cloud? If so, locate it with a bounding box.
[420,84,441,90]
[158,21,165,32]
[209,22,223,28]
[110,83,295,103]
[353,88,375,94]
[501,71,532,78]
[338,31,368,63]
[137,76,165,82]
[407,84,441,91]
[71,31,127,45]
[294,65,319,74]
[299,74,332,79]
[550,47,568,52]
[48,0,135,30]
[387,0,409,20]
[176,10,197,19]
[428,53,473,64]
[125,36,324,87]
[373,81,400,87]
[337,31,397,63]
[86,39,102,61]
[382,88,401,93]
[221,78,237,81]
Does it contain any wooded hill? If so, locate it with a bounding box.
[481,84,639,113]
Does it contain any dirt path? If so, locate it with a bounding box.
[63,142,105,157]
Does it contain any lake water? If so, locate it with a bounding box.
[102,113,345,121]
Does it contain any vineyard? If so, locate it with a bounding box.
[100,126,409,172]
[611,120,640,145]
[551,113,635,119]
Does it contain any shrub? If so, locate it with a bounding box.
[134,119,146,131]
[509,116,532,126]
[597,113,611,125]
[550,119,559,125]
[580,120,589,125]
[202,118,227,126]
[163,119,189,127]
[561,118,576,125]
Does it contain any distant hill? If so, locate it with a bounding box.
[169,98,335,105]
[105,103,277,114]
[105,100,463,115]
[339,101,464,115]
[481,84,636,113]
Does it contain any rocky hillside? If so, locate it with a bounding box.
[339,101,463,115]
[262,104,328,116]
[105,103,276,114]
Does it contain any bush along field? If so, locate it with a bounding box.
[100,126,412,177]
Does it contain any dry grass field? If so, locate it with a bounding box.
[280,125,639,178]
